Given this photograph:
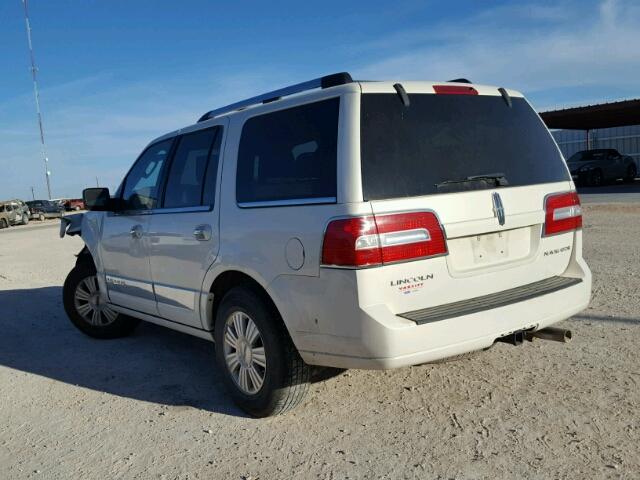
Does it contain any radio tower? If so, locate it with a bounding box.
[21,0,52,200]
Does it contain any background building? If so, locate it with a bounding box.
[552,125,640,166]
[541,99,640,168]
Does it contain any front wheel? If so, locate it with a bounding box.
[214,287,311,417]
[63,261,140,339]
[38,213,45,221]
[0,219,8,229]
[21,214,29,225]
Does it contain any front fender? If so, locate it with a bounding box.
[60,212,105,273]
[60,213,84,237]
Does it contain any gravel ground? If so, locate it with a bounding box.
[0,204,638,479]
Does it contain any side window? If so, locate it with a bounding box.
[122,139,173,211]
[163,127,221,209]
[236,98,339,204]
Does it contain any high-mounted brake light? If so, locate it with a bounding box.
[543,192,582,236]
[433,85,478,95]
[322,212,447,268]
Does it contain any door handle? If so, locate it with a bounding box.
[193,224,212,241]
[130,224,143,239]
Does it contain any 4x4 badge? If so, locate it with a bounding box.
[492,192,505,226]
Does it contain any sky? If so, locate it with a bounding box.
[1,0,639,200]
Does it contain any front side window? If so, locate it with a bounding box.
[122,139,173,210]
[163,127,221,209]
[236,98,339,204]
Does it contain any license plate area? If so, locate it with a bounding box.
[471,231,508,265]
[446,226,536,274]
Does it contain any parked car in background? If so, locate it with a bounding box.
[0,209,10,229]
[0,200,30,226]
[26,200,65,220]
[64,198,85,211]
[567,149,637,186]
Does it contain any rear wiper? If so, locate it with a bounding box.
[435,173,509,188]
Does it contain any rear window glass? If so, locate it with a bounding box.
[236,98,339,205]
[361,94,569,200]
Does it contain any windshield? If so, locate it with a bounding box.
[360,94,569,200]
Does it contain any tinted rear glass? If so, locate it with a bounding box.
[361,94,569,200]
[236,98,339,204]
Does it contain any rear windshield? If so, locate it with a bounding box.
[360,94,569,200]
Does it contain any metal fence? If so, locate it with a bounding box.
[552,125,640,167]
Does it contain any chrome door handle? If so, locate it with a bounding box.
[193,224,212,241]
[130,224,143,239]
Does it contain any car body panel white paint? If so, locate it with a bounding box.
[147,118,229,328]
[65,79,592,369]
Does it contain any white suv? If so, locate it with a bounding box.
[61,73,591,416]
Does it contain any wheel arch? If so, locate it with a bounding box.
[203,269,289,339]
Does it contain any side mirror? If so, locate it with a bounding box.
[83,188,112,211]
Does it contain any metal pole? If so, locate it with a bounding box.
[96,176,99,187]
[30,186,35,200]
[585,129,591,150]
[21,0,52,200]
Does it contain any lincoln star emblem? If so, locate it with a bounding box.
[492,192,505,226]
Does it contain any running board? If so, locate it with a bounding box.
[398,276,582,325]
[108,303,215,342]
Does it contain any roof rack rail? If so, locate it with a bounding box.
[197,72,353,122]
[447,78,472,84]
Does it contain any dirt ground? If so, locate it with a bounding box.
[0,204,638,479]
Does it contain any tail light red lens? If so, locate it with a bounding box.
[322,212,447,268]
[433,85,478,95]
[543,192,582,236]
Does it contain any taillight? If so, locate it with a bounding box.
[322,212,447,268]
[543,192,582,236]
[433,85,478,95]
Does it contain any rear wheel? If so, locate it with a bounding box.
[38,213,45,221]
[21,214,29,225]
[0,219,8,229]
[214,287,311,417]
[63,261,140,339]
[588,169,603,187]
[625,164,637,183]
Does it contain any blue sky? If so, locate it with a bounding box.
[1,0,639,199]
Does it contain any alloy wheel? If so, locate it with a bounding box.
[223,311,267,395]
[73,275,118,326]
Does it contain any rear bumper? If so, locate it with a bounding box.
[269,230,592,370]
[298,273,590,369]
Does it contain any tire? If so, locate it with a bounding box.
[625,164,637,183]
[63,260,140,339]
[214,287,311,417]
[21,214,29,225]
[0,219,7,229]
[39,213,45,221]
[74,206,81,211]
[588,169,603,187]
